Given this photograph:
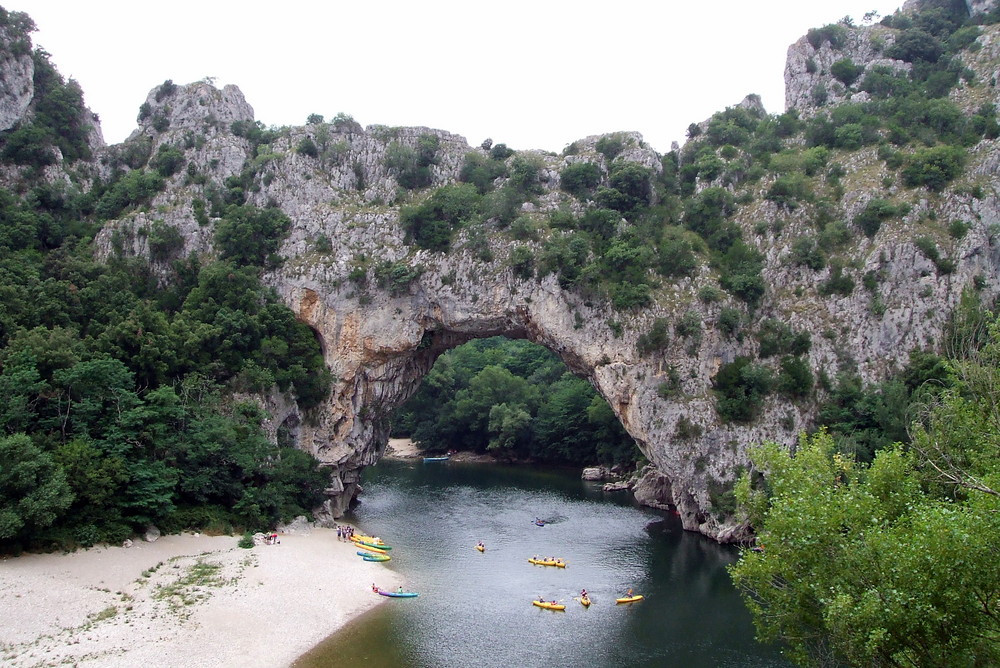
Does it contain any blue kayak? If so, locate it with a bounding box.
[378,590,418,598]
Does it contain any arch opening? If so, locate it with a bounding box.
[390,335,642,468]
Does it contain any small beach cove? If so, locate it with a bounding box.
[0,526,403,668]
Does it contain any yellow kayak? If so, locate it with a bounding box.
[532,600,566,611]
[527,558,567,568]
[355,542,389,554]
[578,596,591,607]
[616,595,644,604]
[476,544,485,552]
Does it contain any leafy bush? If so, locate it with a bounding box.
[914,236,956,274]
[399,183,481,252]
[676,310,702,339]
[510,245,534,279]
[776,355,814,398]
[718,307,743,339]
[887,28,943,63]
[807,23,848,49]
[757,319,811,358]
[296,137,319,158]
[713,356,773,423]
[854,198,908,237]
[717,241,765,306]
[860,66,916,98]
[94,170,166,221]
[790,236,825,270]
[507,155,544,197]
[831,58,863,86]
[559,162,602,198]
[386,133,440,189]
[819,260,856,297]
[214,205,292,268]
[595,134,626,161]
[901,145,966,191]
[373,260,423,295]
[489,143,514,161]
[150,144,185,177]
[460,152,507,194]
[537,232,590,288]
[766,174,811,209]
[603,162,653,213]
[637,318,669,355]
[148,221,184,261]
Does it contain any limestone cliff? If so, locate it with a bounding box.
[5,2,1000,542]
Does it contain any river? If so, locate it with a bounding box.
[295,459,790,667]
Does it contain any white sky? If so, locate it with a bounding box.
[10,0,905,153]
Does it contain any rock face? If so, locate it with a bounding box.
[0,21,34,132]
[7,5,1000,543]
[88,66,1000,540]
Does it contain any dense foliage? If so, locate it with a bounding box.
[730,300,1000,665]
[391,337,641,466]
[0,195,332,551]
[0,16,331,551]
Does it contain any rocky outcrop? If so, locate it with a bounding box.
[0,22,34,132]
[784,23,906,114]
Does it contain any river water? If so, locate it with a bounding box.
[295,459,790,667]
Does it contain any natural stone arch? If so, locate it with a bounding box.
[269,266,753,542]
[90,81,1000,543]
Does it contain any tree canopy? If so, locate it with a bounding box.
[729,317,1000,666]
[392,337,640,466]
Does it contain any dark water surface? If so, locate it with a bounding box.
[295,460,789,668]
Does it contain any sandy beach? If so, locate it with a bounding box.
[385,437,497,464]
[0,525,403,668]
[384,437,421,459]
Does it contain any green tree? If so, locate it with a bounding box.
[214,205,291,268]
[559,162,602,198]
[487,402,532,453]
[0,433,73,541]
[730,426,1000,667]
[830,58,863,86]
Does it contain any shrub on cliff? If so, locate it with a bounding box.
[830,58,863,87]
[214,205,291,268]
[901,145,966,191]
[387,133,440,190]
[559,162,602,198]
[400,182,481,252]
[806,23,847,49]
[713,356,773,423]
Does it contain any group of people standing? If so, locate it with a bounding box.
[336,525,356,541]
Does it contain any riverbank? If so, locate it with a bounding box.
[0,526,403,668]
[384,437,499,464]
